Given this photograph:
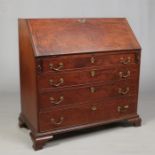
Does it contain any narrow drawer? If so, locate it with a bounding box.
[37,65,139,90]
[39,98,137,132]
[37,52,138,73]
[38,80,138,110]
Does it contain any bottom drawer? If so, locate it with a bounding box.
[39,98,137,132]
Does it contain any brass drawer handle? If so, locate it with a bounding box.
[90,87,95,93]
[117,105,129,112]
[49,62,63,71]
[118,87,130,95]
[90,57,95,63]
[120,57,131,64]
[119,71,130,78]
[49,96,64,105]
[91,106,97,111]
[51,117,64,126]
[49,78,64,87]
[90,70,96,77]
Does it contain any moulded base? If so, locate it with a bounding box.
[18,113,142,151]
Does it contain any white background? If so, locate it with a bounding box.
[0,0,155,154]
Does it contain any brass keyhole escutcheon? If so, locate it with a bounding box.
[91,106,97,111]
[90,57,95,64]
[78,19,86,23]
[90,70,96,77]
[90,87,95,93]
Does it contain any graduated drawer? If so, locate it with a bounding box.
[36,52,138,73]
[39,98,137,132]
[37,65,139,90]
[38,80,138,110]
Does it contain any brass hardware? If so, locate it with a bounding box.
[120,57,131,64]
[49,62,63,71]
[78,19,86,23]
[49,96,64,105]
[90,87,95,93]
[119,71,130,78]
[37,64,42,71]
[51,117,64,126]
[49,78,64,87]
[90,70,96,77]
[91,106,97,111]
[36,59,42,72]
[117,105,129,112]
[118,87,130,95]
[90,57,95,63]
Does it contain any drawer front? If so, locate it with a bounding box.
[39,80,138,110]
[39,98,137,132]
[37,65,138,90]
[38,52,137,73]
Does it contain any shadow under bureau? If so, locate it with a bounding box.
[18,18,142,150]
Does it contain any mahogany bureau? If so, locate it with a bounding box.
[18,18,142,150]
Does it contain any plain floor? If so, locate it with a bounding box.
[0,91,154,155]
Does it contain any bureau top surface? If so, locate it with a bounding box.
[24,18,141,57]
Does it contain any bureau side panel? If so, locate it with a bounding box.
[136,50,141,112]
[19,19,38,132]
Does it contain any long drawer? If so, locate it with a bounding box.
[37,52,137,73]
[37,65,139,90]
[39,98,137,132]
[38,80,138,110]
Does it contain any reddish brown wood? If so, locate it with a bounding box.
[38,80,138,110]
[38,52,136,72]
[37,65,139,90]
[18,18,142,150]
[27,18,141,56]
[30,132,53,150]
[127,115,142,126]
[18,113,28,129]
[18,19,38,132]
[39,98,137,132]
